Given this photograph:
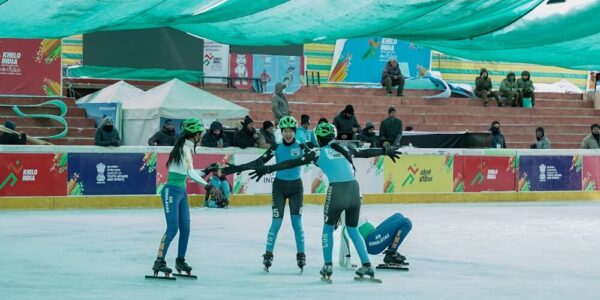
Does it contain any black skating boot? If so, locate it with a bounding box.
[175,257,192,275]
[262,251,274,272]
[152,258,172,277]
[296,253,306,272]
[320,263,333,283]
[355,263,375,278]
[383,251,407,265]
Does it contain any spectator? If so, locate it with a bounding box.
[271,82,290,123]
[582,123,600,149]
[489,121,506,149]
[318,117,329,125]
[260,69,271,93]
[147,119,176,146]
[500,72,521,107]
[257,120,276,149]
[296,114,318,145]
[234,115,259,149]
[475,68,501,107]
[381,58,405,96]
[379,106,403,147]
[405,126,414,131]
[358,122,379,147]
[517,70,535,107]
[205,165,230,208]
[95,117,121,147]
[0,121,27,145]
[530,127,551,149]
[332,104,361,140]
[201,121,230,148]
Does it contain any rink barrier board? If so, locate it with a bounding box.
[2,191,599,210]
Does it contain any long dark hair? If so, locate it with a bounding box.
[167,131,199,168]
[330,142,356,173]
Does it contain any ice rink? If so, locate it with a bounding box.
[1,201,599,300]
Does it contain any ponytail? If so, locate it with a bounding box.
[167,131,198,168]
[330,142,356,173]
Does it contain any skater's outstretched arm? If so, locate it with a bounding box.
[249,149,318,181]
[183,146,208,186]
[348,144,402,163]
[222,144,277,175]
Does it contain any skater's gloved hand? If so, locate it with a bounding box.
[249,165,270,182]
[222,164,241,175]
[203,163,219,174]
[383,145,401,163]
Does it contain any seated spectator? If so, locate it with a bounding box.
[379,106,403,147]
[500,72,521,107]
[234,115,259,149]
[489,121,506,149]
[0,121,27,145]
[517,70,535,107]
[147,119,176,146]
[257,120,276,149]
[205,164,230,208]
[582,123,600,149]
[381,58,405,96]
[530,127,551,149]
[95,117,121,147]
[475,68,501,107]
[296,114,318,146]
[201,121,230,148]
[318,117,329,125]
[333,104,361,140]
[358,122,379,147]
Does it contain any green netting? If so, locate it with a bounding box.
[67,65,203,82]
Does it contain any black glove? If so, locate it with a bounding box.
[249,165,270,182]
[222,164,241,175]
[530,144,537,149]
[203,163,219,174]
[383,145,401,163]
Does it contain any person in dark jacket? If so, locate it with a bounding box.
[581,123,600,149]
[379,107,403,147]
[489,121,507,149]
[381,58,405,96]
[95,117,121,147]
[257,120,276,149]
[0,121,27,145]
[530,127,551,149]
[500,72,521,107]
[271,82,290,123]
[358,122,379,148]
[332,105,361,140]
[148,119,176,146]
[475,68,501,107]
[234,115,259,149]
[517,70,535,107]
[201,121,230,148]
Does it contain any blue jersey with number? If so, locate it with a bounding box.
[316,145,355,183]
[274,141,304,180]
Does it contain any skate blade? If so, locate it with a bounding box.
[354,276,382,283]
[173,273,197,279]
[376,264,409,271]
[145,275,176,281]
[263,266,270,273]
[320,277,332,284]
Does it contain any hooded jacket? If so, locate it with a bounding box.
[489,124,507,149]
[358,122,379,147]
[0,121,27,145]
[500,72,519,94]
[234,116,258,149]
[95,117,121,147]
[201,121,231,147]
[271,83,290,122]
[582,126,600,149]
[475,68,493,92]
[516,71,534,94]
[257,121,276,149]
[381,60,403,81]
[147,122,176,146]
[332,105,361,139]
[532,127,551,149]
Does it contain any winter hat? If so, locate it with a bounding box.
[262,120,274,130]
[388,107,396,114]
[241,115,254,127]
[365,122,375,130]
[343,104,355,115]
[4,120,16,131]
[480,68,488,76]
[102,117,114,126]
[300,114,310,125]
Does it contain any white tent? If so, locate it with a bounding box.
[122,78,248,145]
[75,80,144,104]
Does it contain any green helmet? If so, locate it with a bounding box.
[182,118,204,134]
[278,116,298,129]
[315,122,336,138]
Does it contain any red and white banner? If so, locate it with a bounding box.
[0,38,62,96]
[454,155,517,192]
[0,153,67,196]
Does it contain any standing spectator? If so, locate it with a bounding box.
[489,121,507,149]
[271,82,290,123]
[530,127,551,149]
[258,121,276,149]
[475,68,501,107]
[381,58,405,96]
[517,70,536,107]
[332,104,361,140]
[260,69,271,93]
[95,117,121,147]
[500,72,521,107]
[0,121,27,145]
[379,107,403,147]
[296,114,318,146]
[201,121,230,148]
[147,119,176,146]
[582,123,600,149]
[234,116,259,149]
[358,122,379,147]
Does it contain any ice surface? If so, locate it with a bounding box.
[1,201,599,300]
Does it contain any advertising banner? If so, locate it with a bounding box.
[454,156,517,192]
[253,55,302,94]
[0,153,67,196]
[518,155,582,191]
[156,153,232,195]
[329,37,430,84]
[229,53,254,90]
[77,102,121,132]
[67,153,156,195]
[582,156,600,191]
[203,39,229,84]
[0,38,62,96]
[354,156,385,194]
[384,155,453,193]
